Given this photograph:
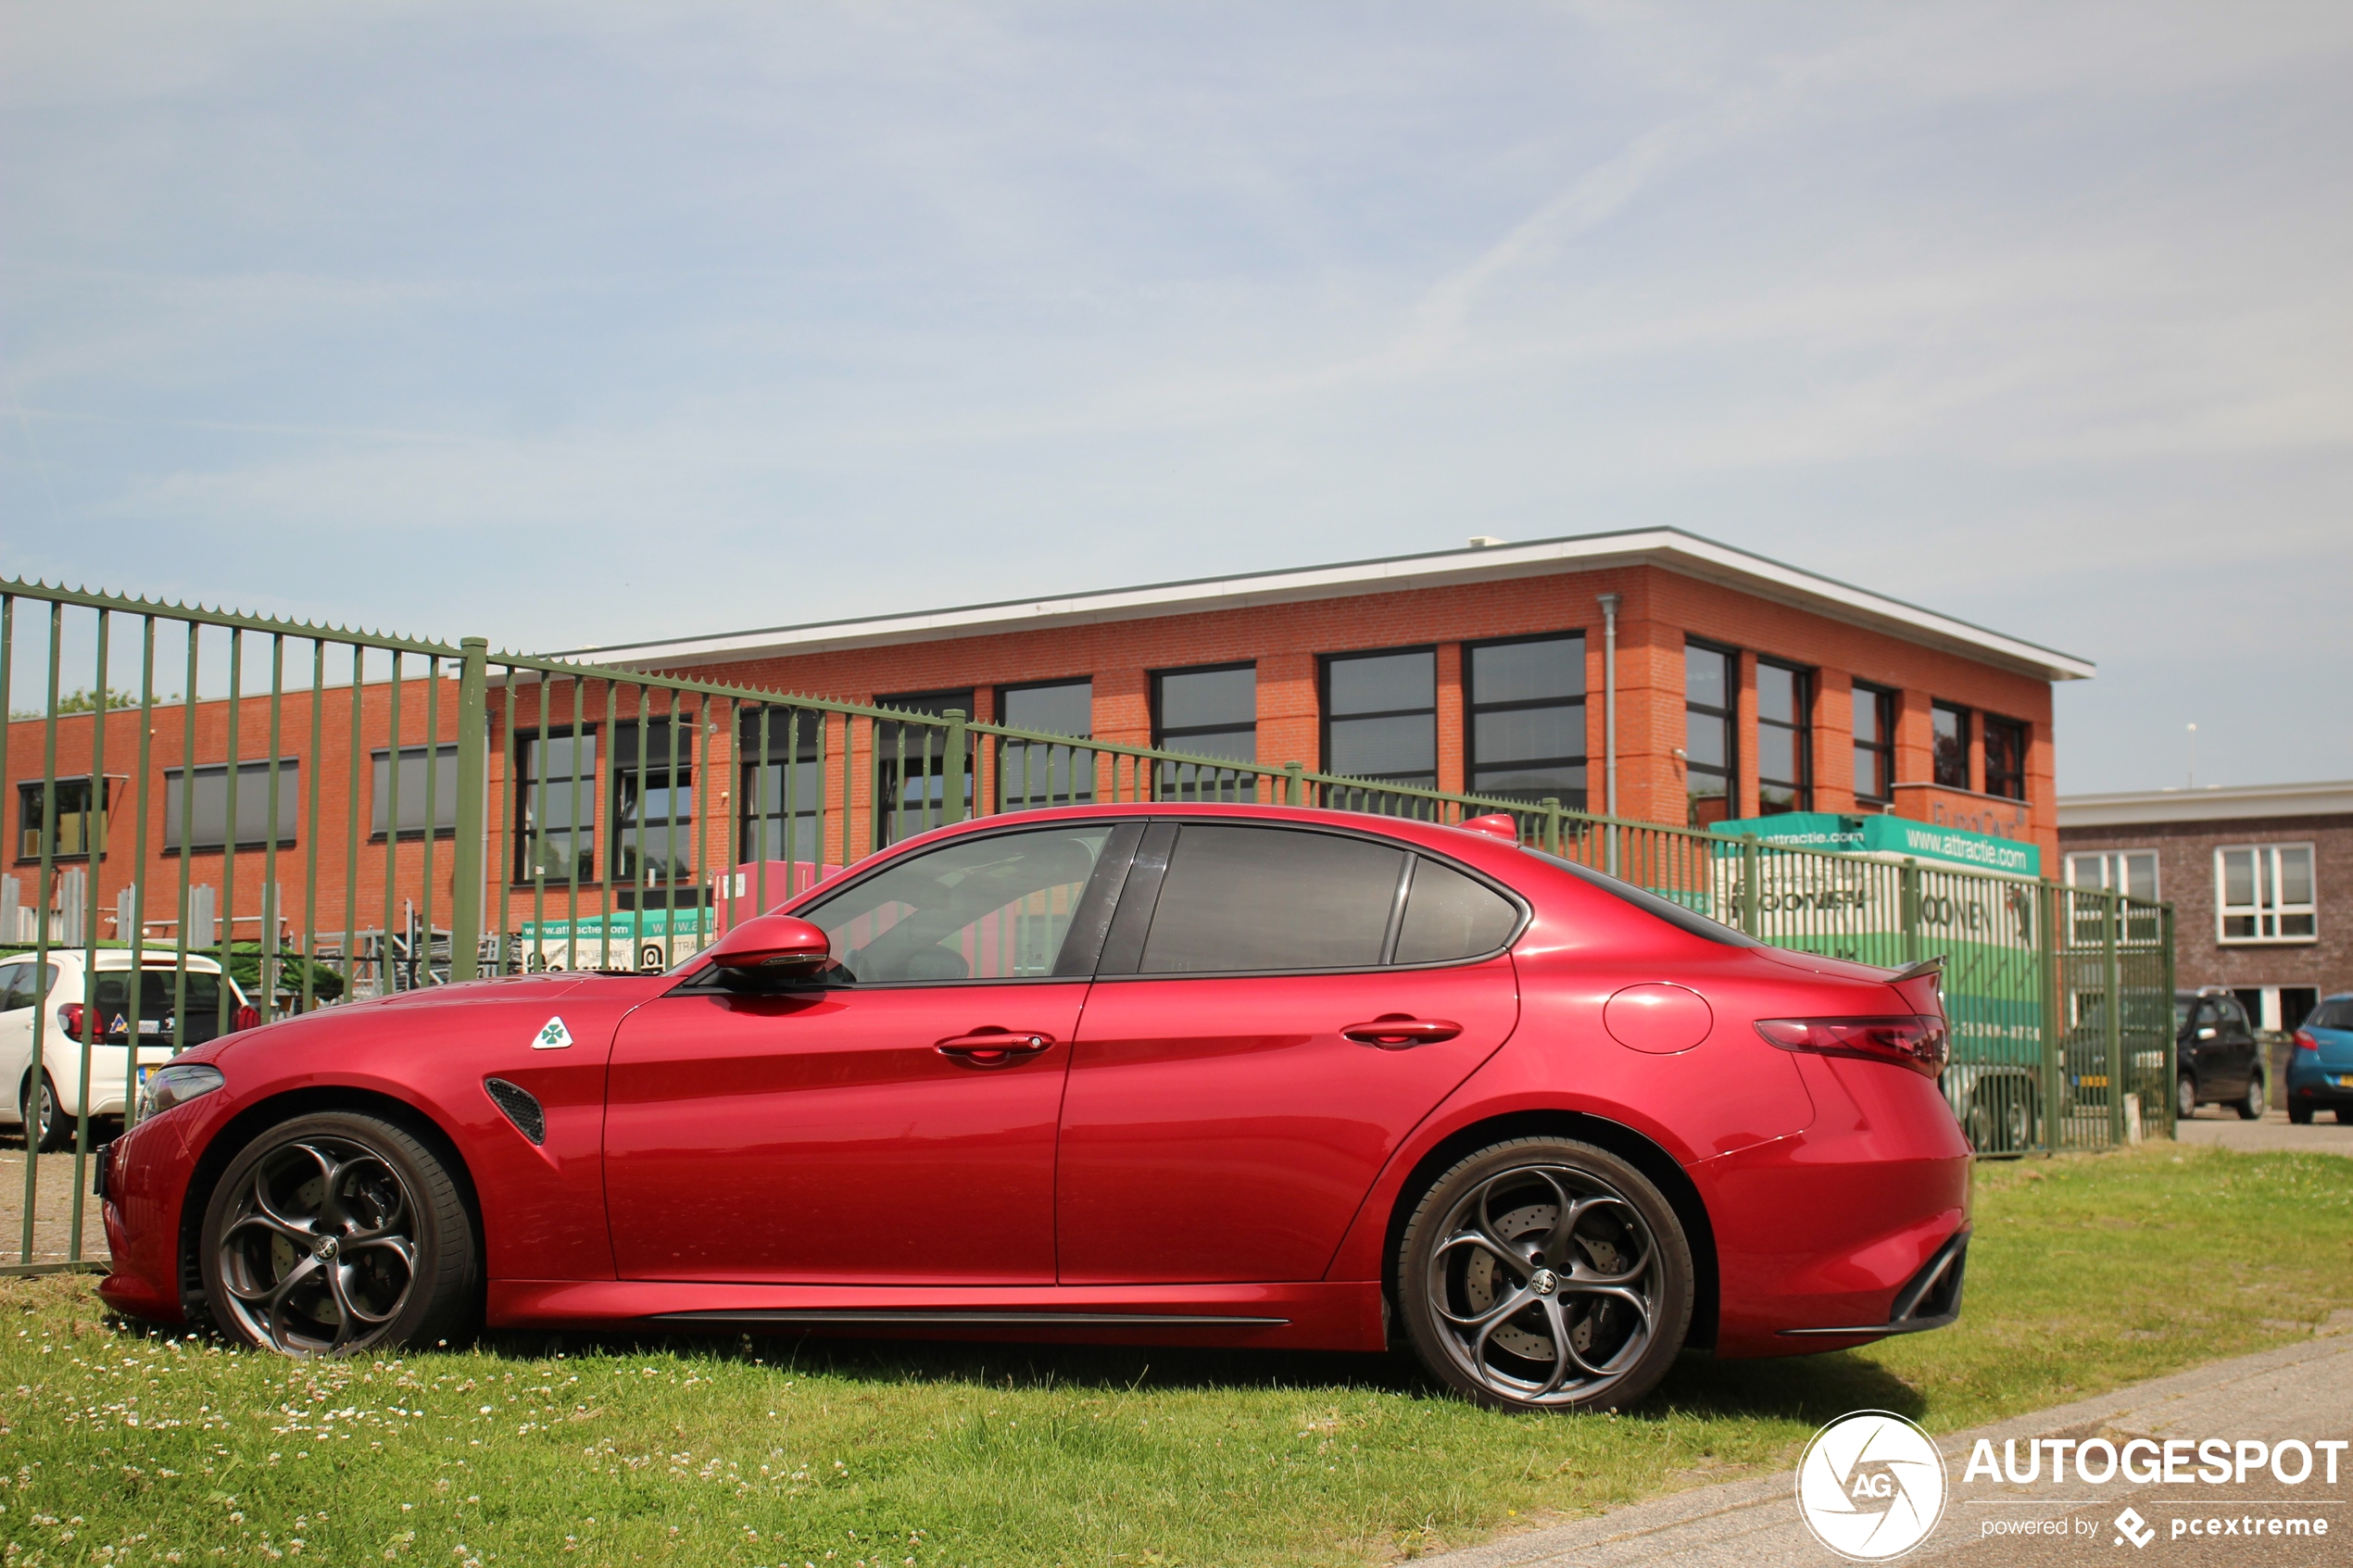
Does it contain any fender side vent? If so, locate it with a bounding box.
[484,1078,546,1146]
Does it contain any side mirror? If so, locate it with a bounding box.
[2196,1026,2218,1040]
[703,914,834,977]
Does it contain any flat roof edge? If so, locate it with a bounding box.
[2059,780,2353,827]
[555,527,2095,683]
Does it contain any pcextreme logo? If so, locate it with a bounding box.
[1796,1411,1949,1561]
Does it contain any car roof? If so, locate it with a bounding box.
[8,948,227,974]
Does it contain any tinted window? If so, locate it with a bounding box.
[1394,859,1518,963]
[1139,826,1404,973]
[2309,999,2353,1030]
[799,825,1114,984]
[2213,997,2251,1032]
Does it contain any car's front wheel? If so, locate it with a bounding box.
[2235,1074,2266,1121]
[1396,1136,1692,1412]
[2176,1073,2198,1122]
[199,1111,476,1357]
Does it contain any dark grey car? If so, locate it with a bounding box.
[2177,988,2265,1121]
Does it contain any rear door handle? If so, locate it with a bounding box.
[1341,1017,1463,1048]
[936,1030,1055,1066]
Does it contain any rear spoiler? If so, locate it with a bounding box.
[1889,955,1945,985]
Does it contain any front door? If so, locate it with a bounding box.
[1056,822,1522,1286]
[605,821,1129,1284]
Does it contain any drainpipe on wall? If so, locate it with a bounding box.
[1598,593,1620,875]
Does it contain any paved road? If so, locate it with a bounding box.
[1421,1326,2353,1568]
[2175,1107,2353,1157]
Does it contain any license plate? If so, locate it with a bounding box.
[2079,1074,2108,1088]
[2334,1074,2353,1089]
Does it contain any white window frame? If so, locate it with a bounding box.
[2214,842,2318,945]
[2065,848,2159,900]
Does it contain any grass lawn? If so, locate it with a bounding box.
[3,1142,2349,1567]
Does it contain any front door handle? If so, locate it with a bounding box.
[936,1030,1055,1066]
[1341,1016,1463,1048]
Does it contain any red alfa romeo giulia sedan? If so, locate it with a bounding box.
[99,804,1970,1411]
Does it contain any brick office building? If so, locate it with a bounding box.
[579,527,2091,867]
[2059,780,2353,1032]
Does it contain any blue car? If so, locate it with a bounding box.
[2288,994,2353,1124]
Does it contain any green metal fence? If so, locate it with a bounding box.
[2,575,2171,1277]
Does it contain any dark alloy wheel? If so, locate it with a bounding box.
[22,1073,71,1154]
[2235,1073,2266,1121]
[2176,1073,2198,1123]
[199,1112,476,1357]
[1397,1136,1692,1412]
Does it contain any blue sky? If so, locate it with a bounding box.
[2,2,2347,791]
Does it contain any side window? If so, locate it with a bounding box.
[1394,858,1519,964]
[0,961,24,1012]
[2,963,57,1012]
[799,825,1115,985]
[1139,826,1404,974]
[2213,997,2251,1033]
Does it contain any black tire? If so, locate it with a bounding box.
[22,1073,71,1154]
[200,1111,476,1357]
[2288,1101,2313,1125]
[1965,1083,2036,1154]
[2235,1074,2265,1121]
[1396,1136,1692,1412]
[2336,1108,2353,1125]
[2176,1073,2198,1123]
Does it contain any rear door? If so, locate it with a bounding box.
[1055,822,1521,1286]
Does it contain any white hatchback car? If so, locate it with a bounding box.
[0,949,257,1151]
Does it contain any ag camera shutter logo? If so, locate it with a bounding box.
[1796,1411,1948,1561]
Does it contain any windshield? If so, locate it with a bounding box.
[2173,997,2193,1033]
[88,971,230,1043]
[1519,848,1762,947]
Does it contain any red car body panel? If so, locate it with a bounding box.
[98,801,1971,1366]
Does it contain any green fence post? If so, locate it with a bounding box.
[2160,900,2178,1138]
[2118,888,2136,1147]
[943,710,968,826]
[1541,797,1561,855]
[449,637,489,982]
[1284,761,1303,806]
[1738,834,1760,935]
[1900,858,1921,966]
[2040,880,2062,1157]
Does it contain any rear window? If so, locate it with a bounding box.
[1521,848,1762,947]
[88,971,228,1041]
[2309,998,2353,1031]
[1140,825,1405,973]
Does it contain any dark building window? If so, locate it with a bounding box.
[16,776,112,862]
[515,731,597,884]
[162,759,299,853]
[1322,647,1436,787]
[737,706,825,867]
[997,679,1094,809]
[1465,633,1585,809]
[1683,642,1736,827]
[1851,683,1895,804]
[1151,663,1255,798]
[875,689,974,847]
[1982,716,2027,801]
[371,744,459,840]
[1931,703,1970,789]
[1755,661,1811,815]
[611,717,698,893]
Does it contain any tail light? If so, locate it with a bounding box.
[233,1004,260,1033]
[2294,1031,2320,1054]
[57,1002,86,1039]
[1755,1014,1949,1076]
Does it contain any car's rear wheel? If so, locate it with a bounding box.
[2336,1108,2352,1125]
[199,1112,475,1357]
[1396,1136,1692,1412]
[21,1073,71,1154]
[2288,1101,2313,1125]
[2176,1073,2198,1122]
[2235,1073,2266,1121]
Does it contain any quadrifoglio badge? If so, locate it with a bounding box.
[1797,1411,1948,1560]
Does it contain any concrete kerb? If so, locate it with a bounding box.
[1415,1318,2353,1568]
